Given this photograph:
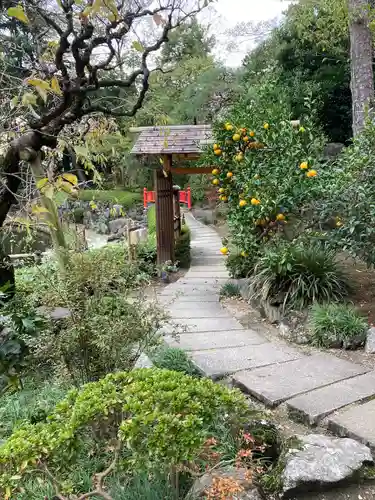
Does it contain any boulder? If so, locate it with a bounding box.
[134,353,153,368]
[108,217,127,234]
[323,143,345,159]
[365,327,375,353]
[37,306,71,321]
[188,466,263,499]
[282,434,373,497]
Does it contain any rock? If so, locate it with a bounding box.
[188,466,262,499]
[365,327,375,353]
[282,434,373,497]
[235,278,251,300]
[108,217,127,234]
[323,143,344,159]
[260,299,282,324]
[37,306,71,321]
[134,353,153,368]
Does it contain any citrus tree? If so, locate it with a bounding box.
[202,91,326,258]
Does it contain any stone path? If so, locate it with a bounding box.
[159,213,375,452]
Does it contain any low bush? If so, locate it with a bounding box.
[151,347,200,376]
[175,225,191,268]
[78,189,141,208]
[0,369,250,498]
[226,253,256,279]
[308,303,368,349]
[72,207,85,224]
[251,241,350,310]
[220,282,241,298]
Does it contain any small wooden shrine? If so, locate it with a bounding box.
[130,125,213,264]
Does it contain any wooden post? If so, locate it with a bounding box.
[155,155,175,264]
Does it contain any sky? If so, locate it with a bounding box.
[202,0,292,66]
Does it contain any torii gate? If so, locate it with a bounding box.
[130,125,213,265]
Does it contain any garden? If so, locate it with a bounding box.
[202,83,375,360]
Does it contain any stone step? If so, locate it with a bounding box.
[161,317,243,334]
[287,371,375,426]
[328,399,375,453]
[190,343,302,380]
[164,329,266,351]
[232,354,367,407]
[167,308,230,318]
[158,296,220,304]
[184,272,229,279]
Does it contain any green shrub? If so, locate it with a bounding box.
[0,369,249,497]
[72,207,85,224]
[226,253,256,278]
[152,347,200,376]
[147,204,156,235]
[251,241,350,310]
[175,225,191,268]
[78,189,141,208]
[220,282,241,298]
[308,303,367,348]
[137,236,157,275]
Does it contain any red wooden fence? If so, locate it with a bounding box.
[143,187,192,209]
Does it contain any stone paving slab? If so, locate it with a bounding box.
[164,329,266,351]
[158,296,220,304]
[190,343,302,379]
[185,272,229,278]
[161,317,243,334]
[287,371,375,426]
[165,301,224,312]
[160,287,221,297]
[167,307,230,318]
[328,399,375,452]
[176,278,229,284]
[232,354,367,407]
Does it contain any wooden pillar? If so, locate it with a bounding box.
[155,155,175,265]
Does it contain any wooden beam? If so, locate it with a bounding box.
[171,167,213,175]
[155,156,175,265]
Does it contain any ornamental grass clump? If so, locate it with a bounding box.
[251,241,350,311]
[308,303,367,349]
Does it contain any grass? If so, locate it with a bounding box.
[151,347,201,377]
[0,376,69,440]
[308,302,367,348]
[220,282,241,298]
[78,189,141,207]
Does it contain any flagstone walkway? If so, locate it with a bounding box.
[158,213,375,451]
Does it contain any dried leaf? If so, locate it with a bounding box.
[10,95,19,109]
[7,5,29,24]
[51,76,62,95]
[27,78,51,90]
[153,13,162,25]
[62,173,78,185]
[32,205,49,214]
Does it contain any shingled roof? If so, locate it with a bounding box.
[130,125,213,156]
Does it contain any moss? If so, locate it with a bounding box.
[78,189,141,207]
[175,225,191,268]
[259,436,303,494]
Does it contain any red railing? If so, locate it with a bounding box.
[143,187,191,209]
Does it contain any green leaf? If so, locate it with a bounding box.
[7,5,29,24]
[62,173,78,185]
[132,41,144,52]
[22,92,37,106]
[36,178,49,190]
[74,145,89,157]
[10,96,19,109]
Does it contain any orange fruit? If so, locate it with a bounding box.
[251,198,261,205]
[239,199,247,207]
[233,133,241,141]
[214,149,222,156]
[212,178,219,185]
[220,247,229,255]
[227,172,233,178]
[212,168,220,175]
[249,131,255,137]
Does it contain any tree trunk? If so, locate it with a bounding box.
[349,0,374,135]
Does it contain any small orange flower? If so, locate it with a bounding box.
[306,169,317,178]
[299,161,308,170]
[251,198,261,205]
[276,213,285,221]
[263,122,270,130]
[249,130,255,137]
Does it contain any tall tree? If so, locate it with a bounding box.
[0,0,209,227]
[348,0,374,135]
